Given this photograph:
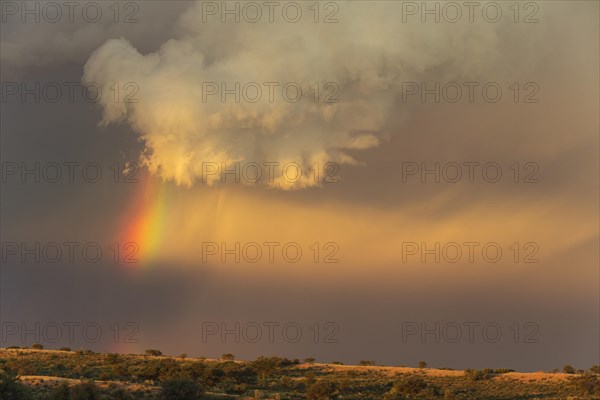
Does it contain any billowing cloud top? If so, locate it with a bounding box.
[82,1,546,189]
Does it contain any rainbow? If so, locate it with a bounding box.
[117,173,169,267]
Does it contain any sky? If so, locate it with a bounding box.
[0,0,598,372]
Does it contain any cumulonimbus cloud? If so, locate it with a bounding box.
[82,1,545,189]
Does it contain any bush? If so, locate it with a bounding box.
[179,354,187,359]
[221,353,235,361]
[494,368,515,374]
[0,368,28,400]
[59,347,72,352]
[571,373,600,395]
[306,379,339,400]
[305,372,317,387]
[145,349,163,357]
[384,376,439,399]
[563,365,576,374]
[303,358,316,364]
[32,343,44,350]
[106,384,134,400]
[251,356,281,385]
[418,361,427,369]
[591,365,600,374]
[464,369,492,381]
[359,360,375,366]
[49,382,70,400]
[70,381,99,400]
[160,378,205,400]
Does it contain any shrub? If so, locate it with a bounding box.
[145,349,163,357]
[303,358,316,364]
[464,369,491,381]
[59,347,71,352]
[160,378,205,400]
[305,372,317,387]
[571,373,600,395]
[331,361,343,365]
[221,353,235,361]
[49,382,70,400]
[418,361,427,369]
[279,376,294,389]
[0,368,28,400]
[306,379,339,400]
[359,360,375,366]
[384,376,430,399]
[494,368,515,374]
[563,365,576,374]
[70,381,99,400]
[106,384,134,400]
[32,343,44,350]
[591,365,600,374]
[251,356,280,385]
[178,354,187,359]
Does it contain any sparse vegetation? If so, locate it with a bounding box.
[0,348,596,399]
